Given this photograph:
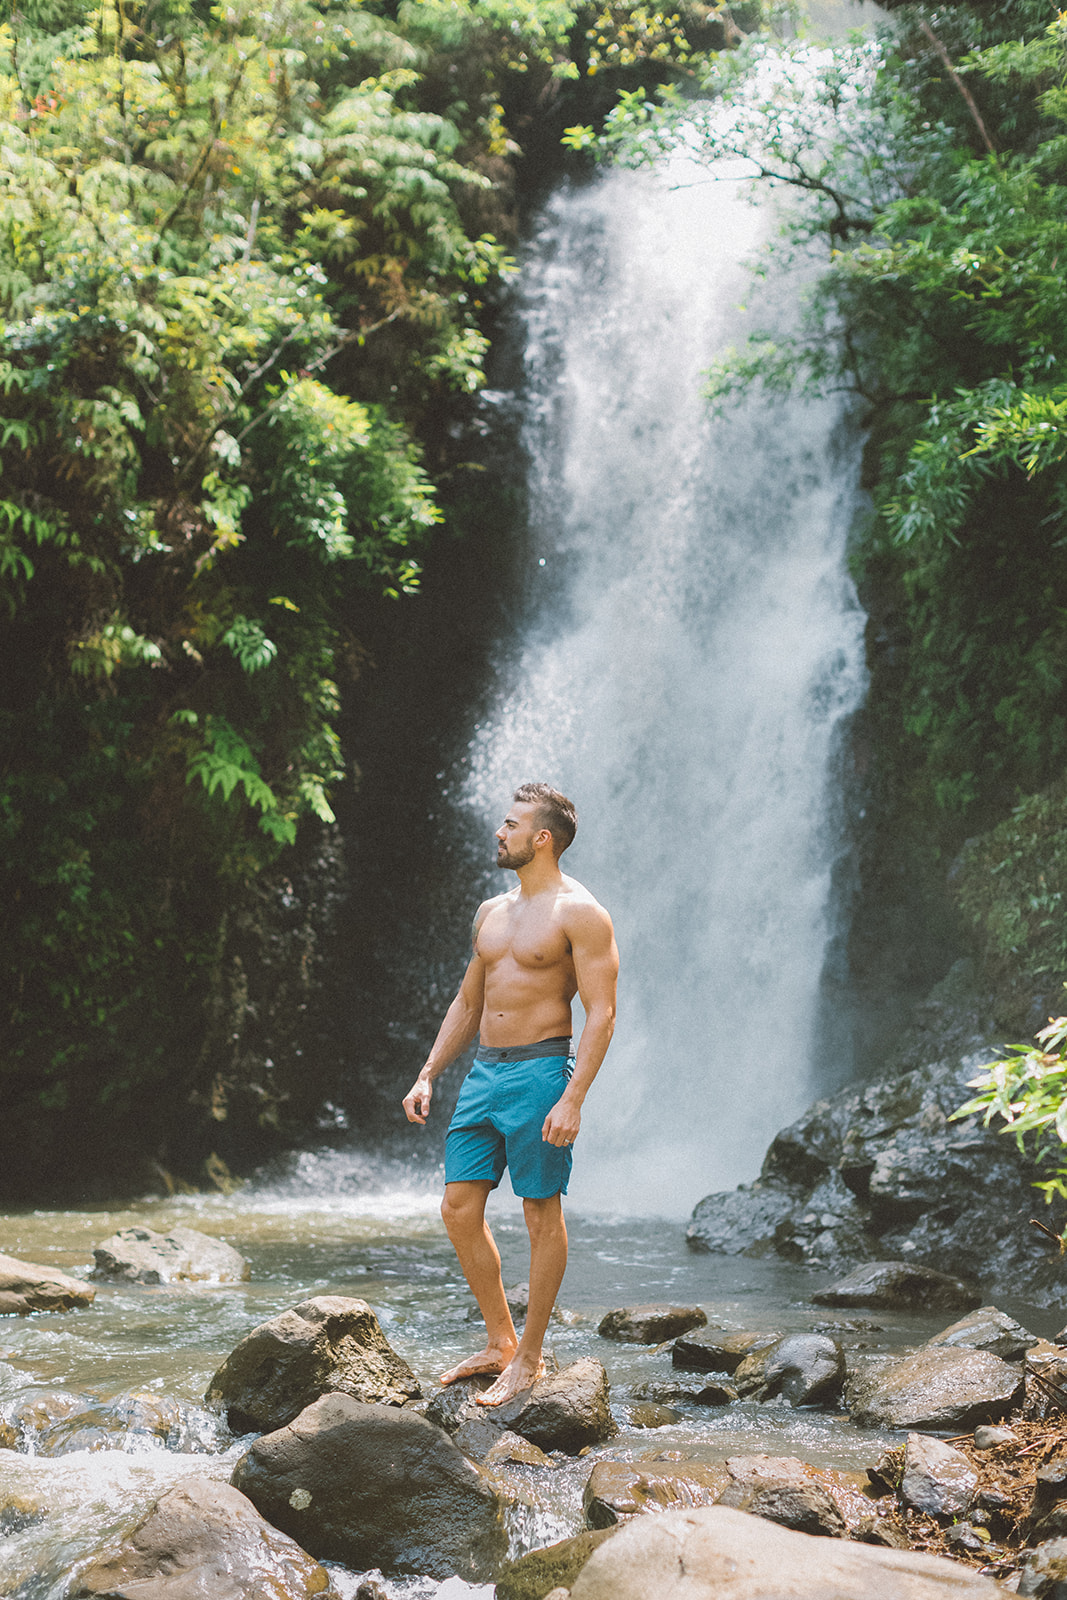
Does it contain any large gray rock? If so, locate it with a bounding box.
[230,1393,506,1581]
[567,1504,1008,1599]
[68,1477,334,1599]
[92,1226,248,1285]
[812,1261,980,1312]
[847,1345,1025,1430]
[0,1254,95,1314]
[727,1332,844,1406]
[899,1433,977,1519]
[205,1296,420,1433]
[598,1305,707,1343]
[493,1357,617,1454]
[583,1460,730,1526]
[716,1455,855,1538]
[927,1305,1039,1362]
[759,1333,845,1407]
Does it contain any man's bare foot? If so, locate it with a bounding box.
[474,1354,546,1407]
[439,1342,517,1387]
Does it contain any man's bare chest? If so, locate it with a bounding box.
[478,906,572,973]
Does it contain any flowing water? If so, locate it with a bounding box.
[456,154,869,1217]
[5,1173,1061,1598]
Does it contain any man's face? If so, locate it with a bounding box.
[496,801,543,870]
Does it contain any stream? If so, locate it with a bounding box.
[2,1155,1062,1596]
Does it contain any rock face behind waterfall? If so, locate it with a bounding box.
[687,964,1062,1302]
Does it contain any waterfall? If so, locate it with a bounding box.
[454,154,869,1218]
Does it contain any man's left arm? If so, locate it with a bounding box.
[542,903,619,1148]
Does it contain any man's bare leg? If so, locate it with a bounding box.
[439,1180,519,1385]
[477,1192,567,1407]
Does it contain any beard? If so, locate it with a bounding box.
[497,839,535,870]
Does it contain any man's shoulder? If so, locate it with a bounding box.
[474,889,514,925]
[559,876,614,928]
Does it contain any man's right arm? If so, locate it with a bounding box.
[402,905,490,1126]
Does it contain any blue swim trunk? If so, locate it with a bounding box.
[445,1037,575,1199]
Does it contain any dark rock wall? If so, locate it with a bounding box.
[688,961,1066,1304]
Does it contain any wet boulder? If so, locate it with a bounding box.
[671,1328,777,1374]
[628,1378,738,1406]
[628,1402,681,1428]
[91,1226,248,1285]
[205,1296,420,1433]
[496,1527,619,1600]
[686,1182,800,1255]
[567,1504,1008,1599]
[717,1455,853,1537]
[727,1332,844,1405]
[899,1433,977,1519]
[847,1345,1024,1430]
[1022,1341,1067,1418]
[230,1392,507,1581]
[758,1332,845,1407]
[926,1305,1039,1362]
[687,978,1066,1305]
[813,1260,980,1312]
[450,1405,553,1467]
[583,1459,730,1526]
[1018,1536,1067,1598]
[0,1254,95,1314]
[68,1477,334,1599]
[493,1357,617,1454]
[598,1305,707,1344]
[1027,1456,1067,1540]
[424,1373,498,1435]
[481,1429,555,1468]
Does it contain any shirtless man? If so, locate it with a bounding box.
[402,782,618,1406]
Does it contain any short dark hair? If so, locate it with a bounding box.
[513,782,577,856]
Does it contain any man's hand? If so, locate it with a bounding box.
[403,1074,433,1125]
[542,1096,580,1148]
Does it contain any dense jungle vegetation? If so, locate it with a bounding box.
[1,0,1065,1198]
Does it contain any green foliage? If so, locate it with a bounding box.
[952,777,1067,1021]
[954,1010,1067,1204]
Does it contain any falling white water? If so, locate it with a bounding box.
[459,154,868,1218]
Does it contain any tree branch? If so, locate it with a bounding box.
[919,20,997,158]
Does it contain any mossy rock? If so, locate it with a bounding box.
[496,1527,619,1600]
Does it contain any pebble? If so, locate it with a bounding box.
[974,1425,1018,1449]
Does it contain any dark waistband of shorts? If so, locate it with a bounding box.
[474,1035,573,1064]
